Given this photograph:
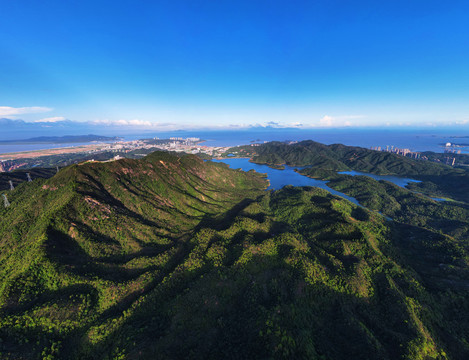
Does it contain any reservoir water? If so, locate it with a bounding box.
[212,158,360,206]
[212,158,448,210]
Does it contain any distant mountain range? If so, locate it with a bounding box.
[0,134,122,144]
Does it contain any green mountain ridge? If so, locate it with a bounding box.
[233,140,469,203]
[0,151,468,359]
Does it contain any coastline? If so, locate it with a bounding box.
[0,143,107,160]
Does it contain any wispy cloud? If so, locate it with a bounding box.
[34,116,66,123]
[93,119,152,127]
[245,121,304,129]
[0,106,52,117]
[290,122,303,127]
[91,119,179,129]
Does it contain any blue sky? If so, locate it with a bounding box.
[1,0,469,132]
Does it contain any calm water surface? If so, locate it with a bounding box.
[212,158,449,208]
[140,128,469,153]
[3,128,468,154]
[212,158,360,206]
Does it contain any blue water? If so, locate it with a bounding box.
[212,158,360,206]
[212,158,451,210]
[2,128,469,154]
[137,128,469,154]
[338,170,421,188]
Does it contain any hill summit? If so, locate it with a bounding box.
[0,151,467,359]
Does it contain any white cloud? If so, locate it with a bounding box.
[246,121,305,129]
[34,116,66,123]
[290,122,303,127]
[225,123,255,129]
[91,119,179,129]
[114,119,152,127]
[92,119,151,126]
[319,115,334,127]
[0,106,52,116]
[318,115,364,127]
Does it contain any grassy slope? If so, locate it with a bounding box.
[0,151,467,359]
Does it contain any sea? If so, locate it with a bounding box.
[0,128,468,155]
[128,128,469,153]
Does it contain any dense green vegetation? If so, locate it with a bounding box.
[1,150,468,359]
[234,141,469,203]
[300,169,469,243]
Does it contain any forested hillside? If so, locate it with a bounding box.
[234,141,469,203]
[0,151,468,359]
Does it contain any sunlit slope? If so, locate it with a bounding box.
[0,151,267,300]
[0,152,266,356]
[0,152,467,359]
[245,140,453,174]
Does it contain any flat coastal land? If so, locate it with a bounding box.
[0,143,107,160]
[0,138,239,172]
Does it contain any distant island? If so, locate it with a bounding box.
[439,142,469,147]
[0,134,122,144]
